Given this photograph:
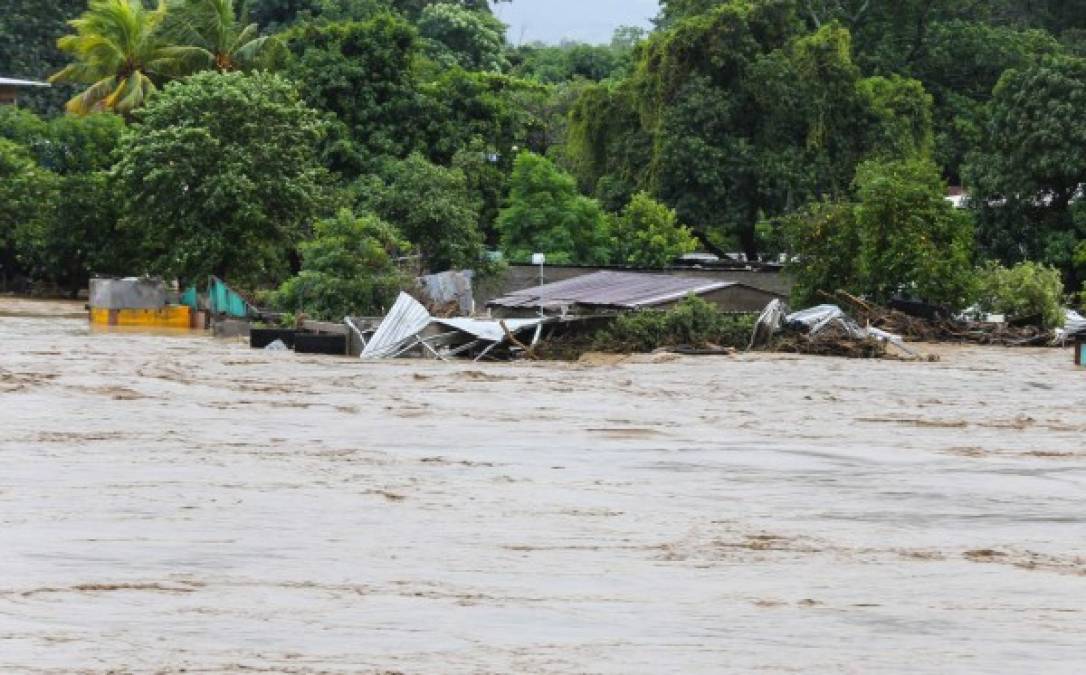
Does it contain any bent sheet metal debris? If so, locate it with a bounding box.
[361,292,549,361]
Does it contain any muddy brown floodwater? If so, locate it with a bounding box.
[1,297,1085,674]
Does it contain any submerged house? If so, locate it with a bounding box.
[487,270,785,318]
[0,77,49,106]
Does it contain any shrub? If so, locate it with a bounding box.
[975,261,1065,328]
[611,192,699,267]
[497,151,612,265]
[782,159,977,311]
[273,209,410,321]
[592,295,755,352]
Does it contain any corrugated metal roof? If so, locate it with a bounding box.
[487,271,735,310]
[361,292,431,359]
[0,77,50,87]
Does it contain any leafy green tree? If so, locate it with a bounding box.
[975,261,1065,328]
[285,14,422,171]
[361,153,484,271]
[416,68,536,165]
[965,56,1086,285]
[163,0,284,73]
[779,200,862,305]
[49,0,197,115]
[0,0,84,114]
[611,192,699,267]
[392,0,503,20]
[0,139,58,285]
[244,0,321,29]
[274,209,409,319]
[452,143,508,245]
[114,71,332,286]
[783,158,976,308]
[0,107,49,148]
[26,113,132,293]
[0,108,133,291]
[417,2,508,72]
[497,152,612,265]
[852,158,976,307]
[571,5,933,258]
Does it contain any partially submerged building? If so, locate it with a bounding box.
[0,77,49,106]
[487,270,785,318]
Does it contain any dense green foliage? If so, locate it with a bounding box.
[418,2,507,72]
[593,295,756,352]
[497,152,612,264]
[361,152,485,270]
[783,159,976,308]
[0,108,130,293]
[274,209,409,319]
[966,56,1086,290]
[0,0,84,112]
[975,261,1066,329]
[3,0,1085,317]
[49,0,194,115]
[114,71,331,286]
[611,192,699,267]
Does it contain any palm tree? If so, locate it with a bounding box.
[49,0,195,115]
[163,0,284,74]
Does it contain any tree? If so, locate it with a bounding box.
[392,0,503,20]
[415,68,533,165]
[114,71,332,286]
[571,5,933,258]
[274,209,409,320]
[497,152,612,265]
[975,261,1065,328]
[611,192,699,267]
[49,0,197,115]
[0,0,84,114]
[285,14,423,172]
[0,139,58,287]
[0,108,133,291]
[783,158,976,309]
[361,153,485,271]
[163,0,284,73]
[965,56,1086,286]
[417,2,509,72]
[25,113,132,294]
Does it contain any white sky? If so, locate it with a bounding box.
[494,0,659,45]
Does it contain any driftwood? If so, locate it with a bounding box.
[499,320,537,360]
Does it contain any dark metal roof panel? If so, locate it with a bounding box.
[487,271,736,310]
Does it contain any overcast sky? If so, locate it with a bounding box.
[494,0,659,45]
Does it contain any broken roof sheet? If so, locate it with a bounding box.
[361,292,431,359]
[487,271,735,310]
[0,77,50,87]
[434,317,547,342]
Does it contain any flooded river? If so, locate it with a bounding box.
[1,298,1084,673]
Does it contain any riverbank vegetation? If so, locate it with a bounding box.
[1,0,1084,321]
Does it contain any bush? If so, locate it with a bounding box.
[782,159,977,311]
[592,295,755,352]
[273,209,410,321]
[611,192,699,267]
[497,151,612,265]
[975,261,1065,328]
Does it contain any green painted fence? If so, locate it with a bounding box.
[181,276,256,318]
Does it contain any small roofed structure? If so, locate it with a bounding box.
[0,77,50,106]
[487,270,785,317]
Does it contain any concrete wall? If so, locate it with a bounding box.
[476,264,793,306]
[89,278,167,309]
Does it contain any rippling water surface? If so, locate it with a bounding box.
[1,299,1084,673]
